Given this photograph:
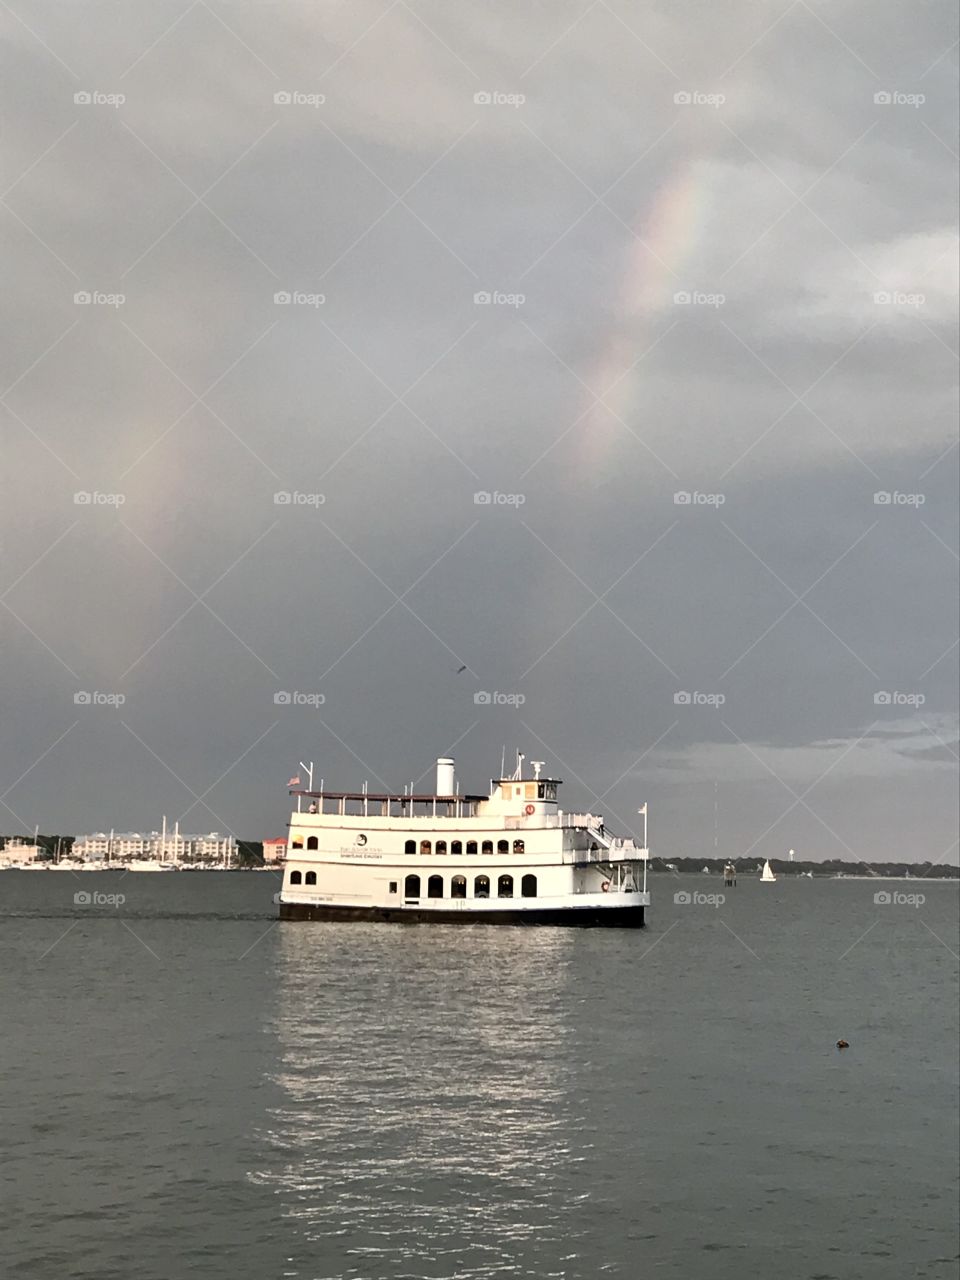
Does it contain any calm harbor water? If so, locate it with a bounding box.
[1,871,957,1280]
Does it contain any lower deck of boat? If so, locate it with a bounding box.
[279,902,645,927]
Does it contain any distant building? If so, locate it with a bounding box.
[0,837,41,865]
[191,833,235,863]
[72,831,237,865]
[74,833,150,861]
[262,837,287,864]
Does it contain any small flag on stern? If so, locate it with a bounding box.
[287,775,301,787]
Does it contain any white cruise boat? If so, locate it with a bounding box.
[277,754,650,927]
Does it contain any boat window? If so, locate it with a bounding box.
[404,874,420,899]
[427,874,443,898]
[420,840,431,855]
[389,881,398,893]
[466,840,477,855]
[521,874,537,898]
[405,839,416,855]
[451,875,467,898]
[305,871,316,885]
[537,783,545,798]
[474,875,490,898]
[451,840,462,855]
[481,840,493,855]
[498,874,513,898]
[306,836,318,850]
[513,839,525,854]
[435,840,447,855]
[497,839,509,855]
[291,838,303,849]
[289,870,302,884]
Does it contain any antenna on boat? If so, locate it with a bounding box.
[531,760,544,779]
[500,745,506,778]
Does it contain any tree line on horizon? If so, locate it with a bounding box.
[651,855,958,878]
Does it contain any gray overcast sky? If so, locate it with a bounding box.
[1,0,957,862]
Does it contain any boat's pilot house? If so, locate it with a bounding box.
[495,779,557,803]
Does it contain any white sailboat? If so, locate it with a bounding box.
[760,859,776,882]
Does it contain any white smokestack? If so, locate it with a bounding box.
[436,757,455,794]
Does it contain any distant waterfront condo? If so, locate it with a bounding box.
[0,837,42,867]
[261,837,288,865]
[278,754,650,926]
[72,829,236,865]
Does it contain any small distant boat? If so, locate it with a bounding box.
[760,860,776,882]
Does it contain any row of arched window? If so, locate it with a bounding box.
[403,873,536,899]
[286,871,538,898]
[289,870,318,884]
[405,839,525,855]
[289,837,527,853]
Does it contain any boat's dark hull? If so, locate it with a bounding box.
[279,902,645,927]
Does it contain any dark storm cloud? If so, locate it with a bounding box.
[1,1,956,862]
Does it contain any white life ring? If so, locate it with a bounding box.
[524,804,536,816]
[601,880,610,892]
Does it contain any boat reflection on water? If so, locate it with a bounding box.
[257,925,589,1278]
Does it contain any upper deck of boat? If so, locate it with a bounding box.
[289,778,562,821]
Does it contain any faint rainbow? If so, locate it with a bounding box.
[583,164,705,468]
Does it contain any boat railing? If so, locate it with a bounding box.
[567,842,647,865]
[560,812,604,828]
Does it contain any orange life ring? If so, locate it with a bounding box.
[524,804,535,816]
[601,881,610,892]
